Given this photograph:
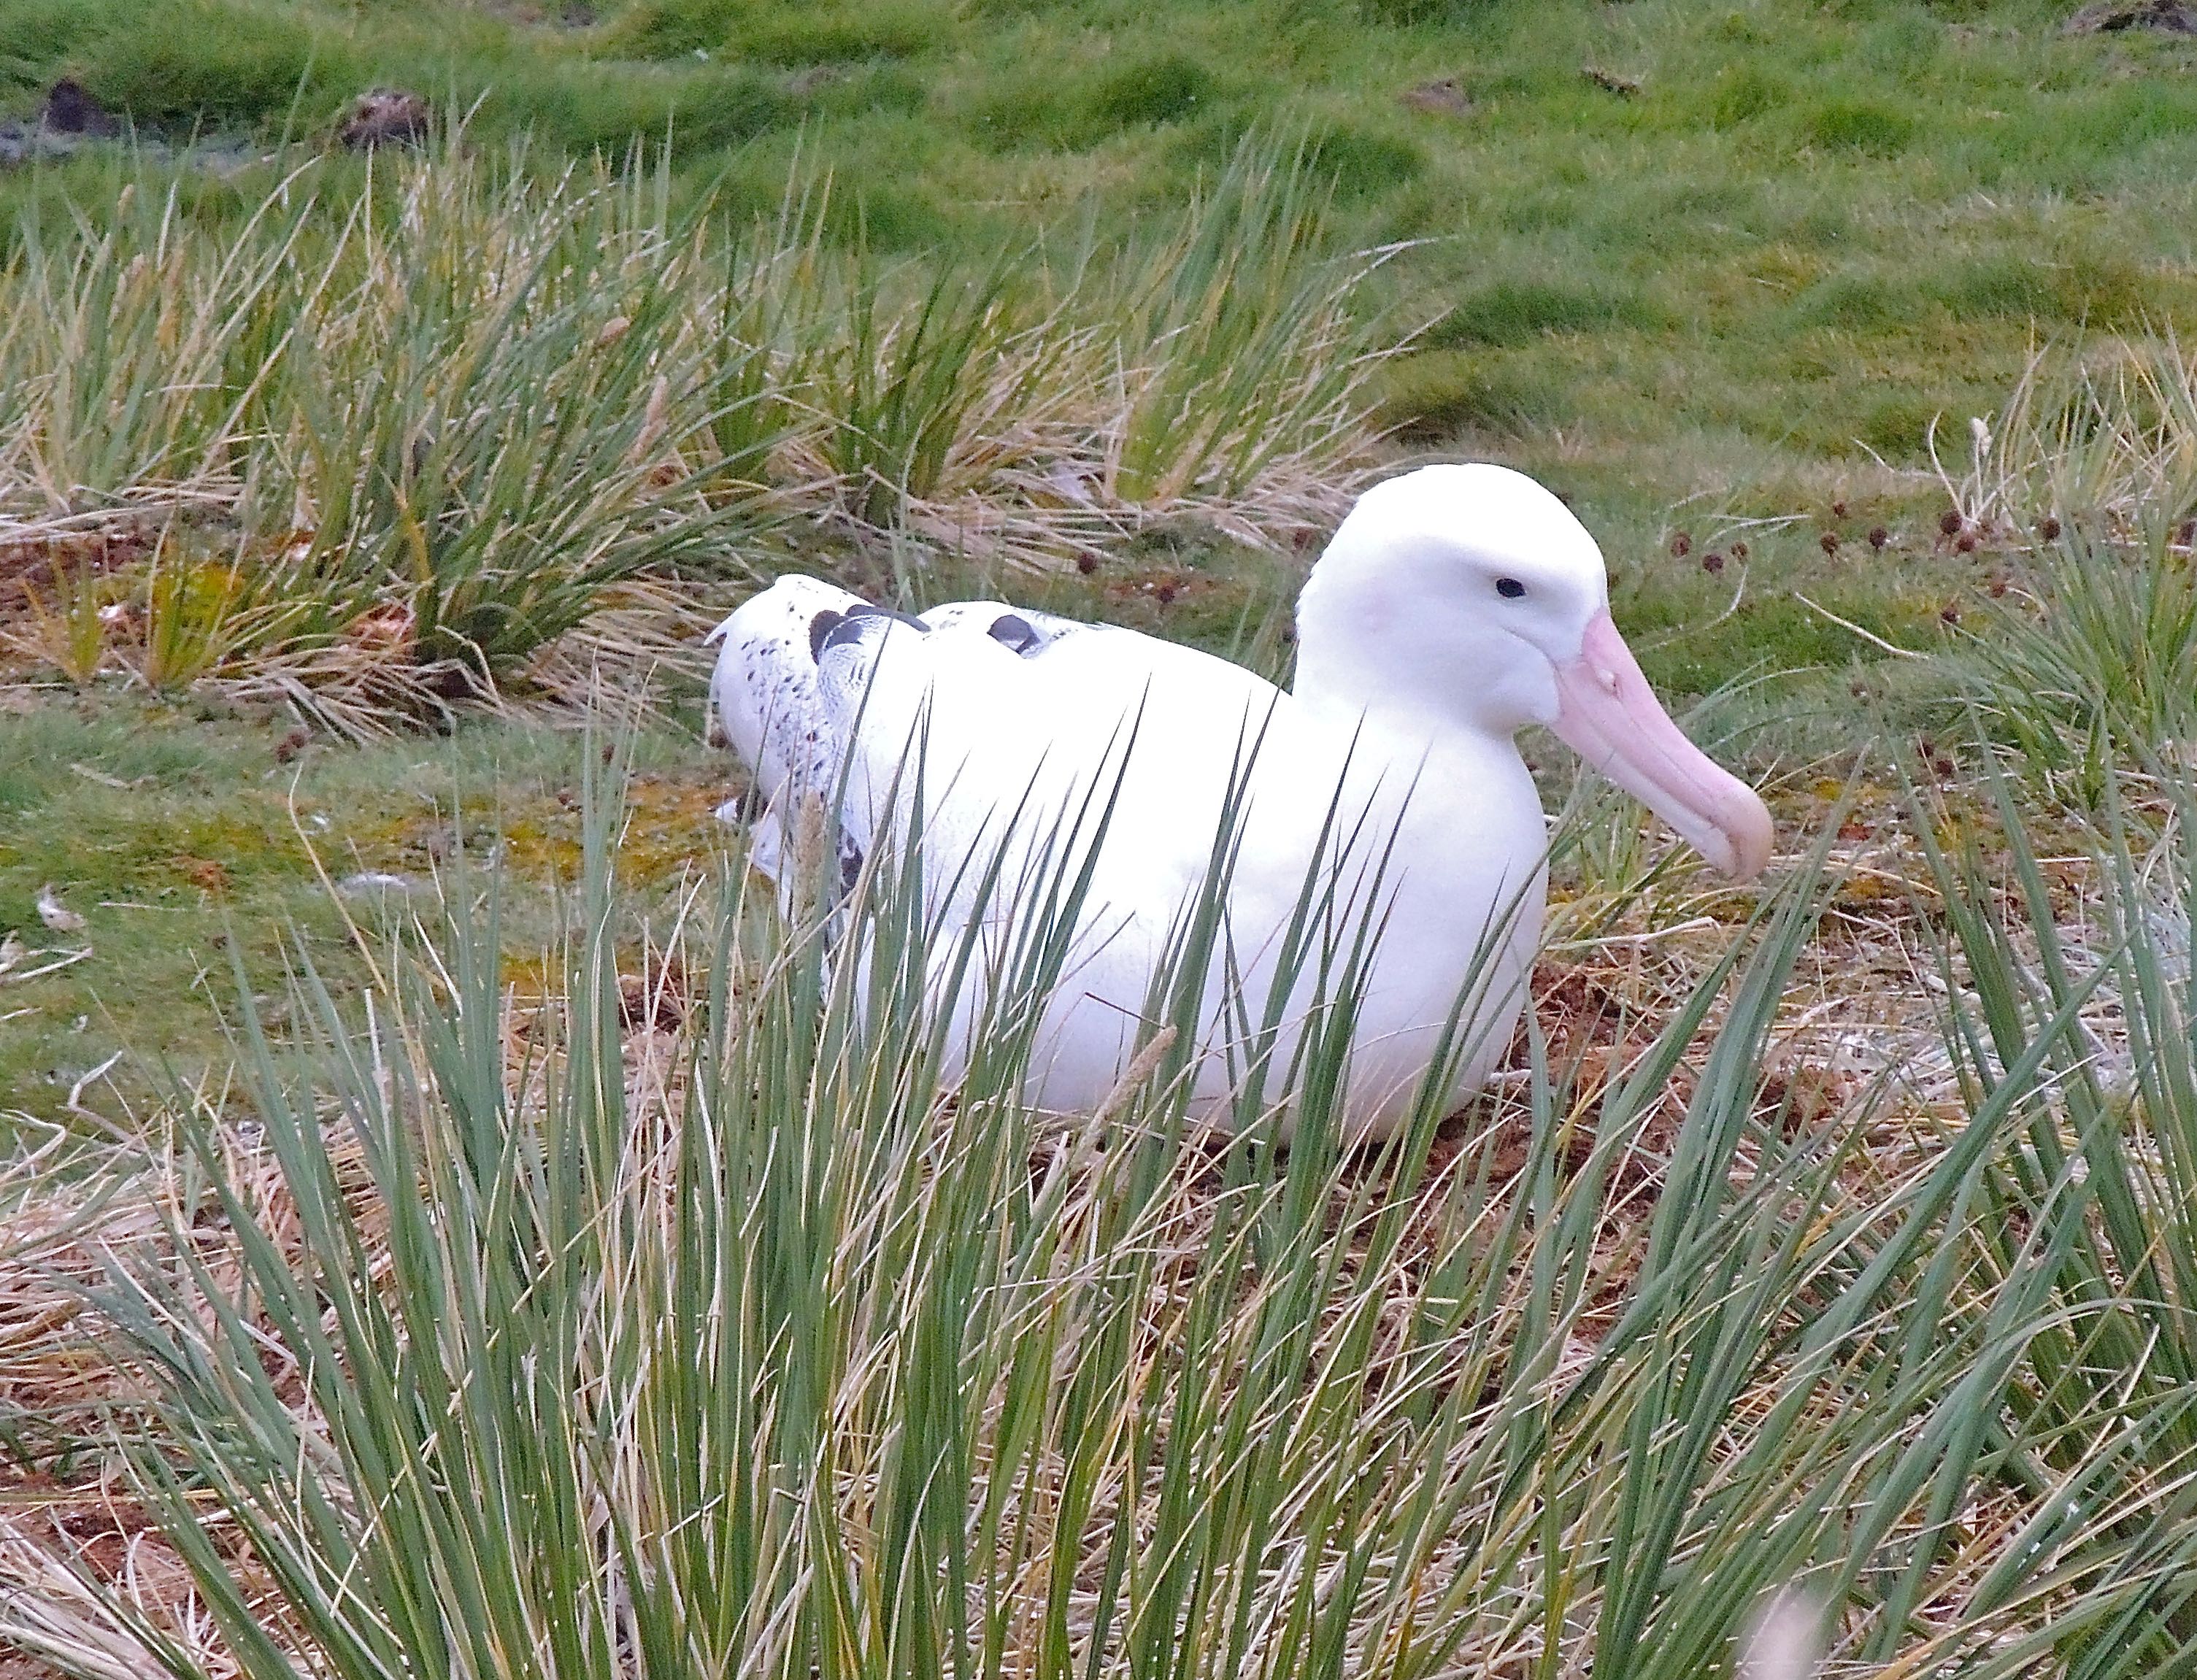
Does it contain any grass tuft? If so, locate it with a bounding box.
[1087,52,1218,133]
[1798,96,1915,157]
[1427,277,1652,347]
[76,0,354,135]
[0,131,1388,727]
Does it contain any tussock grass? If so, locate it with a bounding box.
[12,0,2197,729]
[6,742,2197,1673]
[0,134,1385,733]
[1961,527,2197,801]
[1937,339,2197,798]
[1961,336,2197,544]
[16,0,2197,530]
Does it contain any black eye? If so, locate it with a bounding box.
[1495,577,1526,599]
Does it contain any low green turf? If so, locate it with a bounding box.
[8,0,2196,479]
[0,692,743,1122]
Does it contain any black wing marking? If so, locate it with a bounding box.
[991,606,1085,658]
[986,613,1043,655]
[917,600,1088,658]
[811,600,930,665]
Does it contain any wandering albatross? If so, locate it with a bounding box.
[708,463,1773,1136]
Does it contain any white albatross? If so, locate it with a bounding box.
[708,463,1773,1137]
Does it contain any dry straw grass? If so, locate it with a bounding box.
[0,1117,307,1680]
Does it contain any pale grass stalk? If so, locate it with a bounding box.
[1958,334,2197,539]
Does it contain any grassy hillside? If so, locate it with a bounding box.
[0,0,2188,1120]
[4,5,2197,1672]
[8,0,2197,466]
[0,0,2192,1121]
[4,0,2193,681]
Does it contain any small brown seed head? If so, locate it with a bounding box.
[1702,551,1725,574]
[1670,531,1692,558]
[1868,525,1889,550]
[1939,509,1964,538]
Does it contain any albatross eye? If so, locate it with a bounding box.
[1495,577,1526,599]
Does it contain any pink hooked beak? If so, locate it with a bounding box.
[1548,610,1774,882]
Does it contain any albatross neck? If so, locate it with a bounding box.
[1289,617,1526,766]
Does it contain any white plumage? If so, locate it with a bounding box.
[709,464,1772,1136]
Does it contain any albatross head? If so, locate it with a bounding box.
[1295,463,1774,882]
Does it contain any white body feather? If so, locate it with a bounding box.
[706,463,1771,1136]
[710,589,1542,1138]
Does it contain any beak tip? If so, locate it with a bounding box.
[1719,795,1775,884]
